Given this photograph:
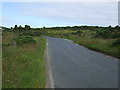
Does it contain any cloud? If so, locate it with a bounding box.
[21,2,118,26]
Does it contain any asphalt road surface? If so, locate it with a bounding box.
[46,37,118,88]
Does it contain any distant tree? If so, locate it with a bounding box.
[14,25,18,30]
[25,25,31,30]
[114,25,119,29]
[3,27,9,30]
[18,25,23,30]
[11,27,13,30]
[108,25,112,28]
[43,27,46,29]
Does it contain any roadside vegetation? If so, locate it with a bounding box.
[2,24,120,87]
[43,26,120,59]
[2,29,46,88]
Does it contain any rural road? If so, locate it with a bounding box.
[46,37,118,88]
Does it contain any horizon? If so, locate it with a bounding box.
[2,24,119,29]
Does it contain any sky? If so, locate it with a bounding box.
[1,2,118,28]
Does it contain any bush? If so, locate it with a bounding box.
[15,36,35,45]
[112,38,120,46]
[95,30,113,39]
[19,32,41,36]
[72,30,82,36]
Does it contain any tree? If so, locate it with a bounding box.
[108,25,112,28]
[25,25,31,30]
[114,25,119,29]
[11,27,13,30]
[18,25,23,30]
[14,25,18,30]
[43,26,46,29]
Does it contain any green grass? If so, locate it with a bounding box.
[2,32,16,46]
[2,32,46,88]
[64,35,120,59]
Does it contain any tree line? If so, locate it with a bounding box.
[2,25,31,31]
[2,24,120,39]
[2,25,120,31]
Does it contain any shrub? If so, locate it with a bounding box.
[19,32,41,36]
[112,38,120,46]
[95,30,113,39]
[72,30,82,35]
[15,36,35,45]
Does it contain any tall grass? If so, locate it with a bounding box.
[64,35,120,59]
[2,32,46,88]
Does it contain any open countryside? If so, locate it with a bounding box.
[2,25,120,88]
[1,2,119,89]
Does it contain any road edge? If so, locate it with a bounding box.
[44,39,55,88]
[64,38,120,61]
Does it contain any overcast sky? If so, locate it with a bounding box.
[2,2,118,28]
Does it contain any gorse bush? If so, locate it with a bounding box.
[112,38,120,46]
[72,30,82,35]
[95,30,113,39]
[95,29,120,39]
[15,36,35,45]
[20,32,41,36]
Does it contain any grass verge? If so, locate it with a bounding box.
[2,32,46,88]
[48,34,120,59]
[64,35,120,59]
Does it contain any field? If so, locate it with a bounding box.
[2,31,46,88]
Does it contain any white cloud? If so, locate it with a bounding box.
[21,2,118,26]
